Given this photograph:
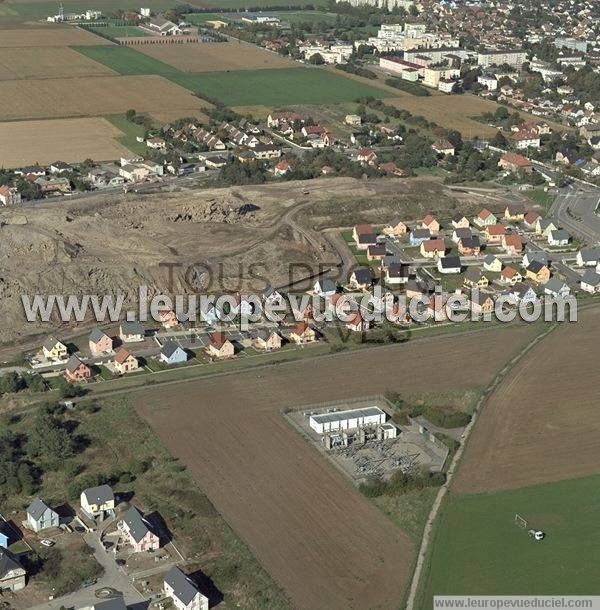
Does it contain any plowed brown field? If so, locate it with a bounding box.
[0,26,104,46]
[136,324,541,610]
[453,307,600,494]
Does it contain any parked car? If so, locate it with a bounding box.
[40,539,55,547]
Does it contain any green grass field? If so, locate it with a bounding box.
[418,475,600,608]
[73,45,391,105]
[105,114,147,155]
[205,0,329,7]
[90,25,150,37]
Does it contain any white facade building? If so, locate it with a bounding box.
[309,406,387,434]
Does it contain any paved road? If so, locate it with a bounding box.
[28,531,145,610]
[551,187,600,245]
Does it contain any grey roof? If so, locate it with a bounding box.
[120,321,144,335]
[484,254,500,265]
[316,278,336,292]
[161,341,184,358]
[453,227,472,239]
[43,336,62,351]
[411,228,431,239]
[311,406,384,425]
[351,267,373,285]
[164,566,200,605]
[89,328,109,343]
[549,229,570,241]
[464,267,484,281]
[27,498,53,520]
[511,282,536,297]
[122,506,154,543]
[387,263,410,278]
[357,233,377,244]
[439,255,461,269]
[545,277,568,293]
[65,355,85,373]
[460,236,481,249]
[92,598,127,610]
[527,260,546,273]
[581,269,600,286]
[0,549,23,578]
[82,484,113,505]
[578,248,600,263]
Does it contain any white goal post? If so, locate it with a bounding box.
[514,514,528,529]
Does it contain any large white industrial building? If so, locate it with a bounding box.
[309,406,387,434]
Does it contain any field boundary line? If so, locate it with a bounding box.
[405,320,560,610]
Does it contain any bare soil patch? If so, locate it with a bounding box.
[136,324,540,610]
[0,74,210,121]
[0,117,131,167]
[0,46,115,80]
[453,307,600,494]
[137,41,299,72]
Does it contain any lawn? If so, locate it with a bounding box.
[524,189,556,209]
[271,10,338,23]
[418,475,600,607]
[2,0,181,19]
[90,25,150,37]
[204,0,329,7]
[105,114,148,155]
[72,46,392,104]
[183,12,232,24]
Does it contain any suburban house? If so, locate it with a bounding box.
[508,283,538,305]
[157,308,178,329]
[84,599,127,610]
[421,215,440,235]
[474,208,497,227]
[119,321,145,343]
[383,221,408,237]
[502,233,523,255]
[485,224,506,244]
[346,310,369,333]
[504,204,526,221]
[349,267,373,290]
[0,520,12,549]
[353,224,378,249]
[89,329,113,355]
[452,227,472,244]
[113,348,139,374]
[548,229,570,246]
[483,255,503,272]
[437,255,462,274]
[357,148,378,165]
[500,266,522,285]
[262,287,284,307]
[313,279,336,298]
[147,16,181,35]
[522,252,549,268]
[288,322,316,344]
[206,332,235,359]
[526,260,551,284]
[80,485,115,521]
[458,236,481,256]
[0,186,21,206]
[0,550,26,592]
[42,337,68,360]
[160,341,188,365]
[409,228,431,246]
[498,152,533,173]
[119,507,160,553]
[468,291,495,315]
[544,278,570,298]
[164,566,209,610]
[366,243,387,261]
[65,356,92,382]
[523,211,540,229]
[385,263,410,285]
[432,140,455,156]
[451,214,470,229]
[580,269,600,293]
[252,330,282,351]
[420,238,446,258]
[463,267,490,289]
[535,218,558,236]
[26,499,59,532]
[576,248,600,267]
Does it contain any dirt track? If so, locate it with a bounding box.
[453,307,600,494]
[136,324,540,610]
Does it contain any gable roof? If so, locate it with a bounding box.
[43,336,64,351]
[122,506,154,543]
[581,269,600,286]
[439,255,461,269]
[120,321,144,335]
[65,355,87,373]
[114,347,133,365]
[164,566,200,605]
[27,498,53,520]
[82,484,114,505]
[89,328,109,343]
[351,267,373,285]
[161,341,184,358]
[0,549,23,579]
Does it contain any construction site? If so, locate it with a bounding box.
[287,396,449,484]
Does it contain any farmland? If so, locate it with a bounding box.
[89,24,151,37]
[0,46,115,80]
[0,74,210,121]
[137,40,299,72]
[0,24,104,46]
[452,307,600,494]
[418,475,600,607]
[204,0,329,7]
[136,323,541,610]
[0,117,132,166]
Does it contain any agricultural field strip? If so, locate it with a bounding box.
[136,324,540,610]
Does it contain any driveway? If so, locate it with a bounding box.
[27,532,145,610]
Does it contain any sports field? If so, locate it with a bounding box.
[0,117,131,166]
[419,475,600,606]
[0,46,115,79]
[137,41,299,72]
[0,74,210,121]
[136,324,540,610]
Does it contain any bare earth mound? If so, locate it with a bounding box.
[137,41,299,72]
[453,307,600,494]
[0,117,131,167]
[0,75,210,121]
[136,324,540,610]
